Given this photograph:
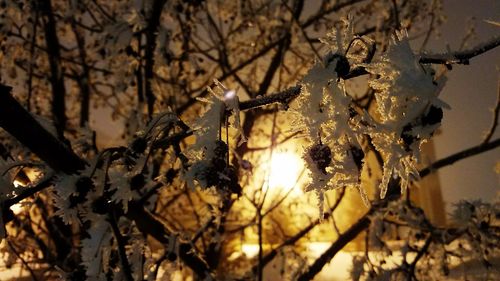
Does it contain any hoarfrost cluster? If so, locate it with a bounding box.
[292,22,447,212]
[0,0,497,279]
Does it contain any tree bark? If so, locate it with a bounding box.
[38,0,67,138]
[0,85,85,174]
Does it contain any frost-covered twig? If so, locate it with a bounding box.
[109,212,134,281]
[419,137,500,178]
[239,85,302,111]
[238,36,497,112]
[1,84,213,278]
[419,35,500,64]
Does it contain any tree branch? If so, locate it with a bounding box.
[419,35,500,65]
[108,211,134,281]
[126,202,211,279]
[38,0,68,138]
[0,84,213,279]
[239,85,301,111]
[290,135,500,281]
[144,0,168,117]
[482,86,500,144]
[0,85,86,174]
[419,138,500,178]
[297,210,373,281]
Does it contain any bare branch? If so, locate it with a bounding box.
[0,85,86,174]
[297,210,373,281]
[419,138,500,178]
[239,85,301,111]
[482,84,500,144]
[419,35,500,64]
[108,212,134,281]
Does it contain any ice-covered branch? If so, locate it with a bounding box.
[239,85,302,111]
[0,84,213,279]
[419,35,500,65]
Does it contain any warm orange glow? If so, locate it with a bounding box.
[10,180,24,214]
[268,152,303,195]
[241,243,260,258]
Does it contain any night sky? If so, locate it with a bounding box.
[428,0,499,212]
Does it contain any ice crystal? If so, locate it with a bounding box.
[183,96,224,189]
[109,166,140,213]
[52,192,80,225]
[81,214,111,280]
[319,17,355,57]
[52,174,82,225]
[366,30,447,127]
[183,80,244,190]
[365,30,447,198]
[293,23,447,212]
[292,19,368,214]
[208,80,246,145]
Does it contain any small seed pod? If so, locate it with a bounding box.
[129,173,145,191]
[308,143,332,174]
[211,140,229,171]
[92,196,110,215]
[221,165,242,196]
[350,146,364,171]
[76,176,94,194]
[421,105,443,126]
[130,137,147,154]
[326,53,350,79]
[401,123,417,151]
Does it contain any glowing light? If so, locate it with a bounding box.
[224,90,236,101]
[13,180,23,188]
[241,243,259,258]
[268,152,303,193]
[9,202,23,215]
[11,180,25,214]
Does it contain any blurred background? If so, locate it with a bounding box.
[426,0,499,213]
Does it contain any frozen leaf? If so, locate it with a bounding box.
[109,166,140,213]
[208,80,247,145]
[364,30,447,199]
[292,20,370,212]
[81,214,111,280]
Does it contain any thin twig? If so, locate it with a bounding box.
[7,239,40,281]
[4,174,54,213]
[420,35,500,65]
[419,138,500,178]
[407,235,433,280]
[297,209,373,281]
[482,84,500,144]
[108,212,134,281]
[418,0,437,51]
